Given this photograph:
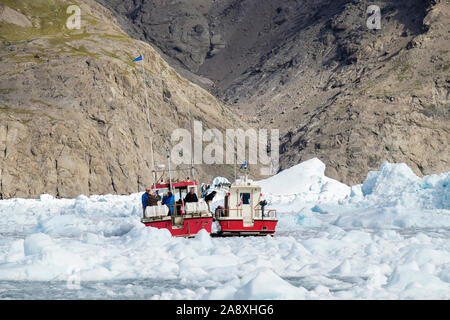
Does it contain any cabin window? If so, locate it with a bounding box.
[240,193,251,205]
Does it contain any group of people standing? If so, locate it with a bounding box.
[141,188,175,215]
[142,187,216,217]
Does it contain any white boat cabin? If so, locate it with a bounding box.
[215,175,276,227]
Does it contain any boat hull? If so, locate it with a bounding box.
[215,218,277,236]
[143,216,213,237]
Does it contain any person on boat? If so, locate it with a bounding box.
[205,191,216,203]
[200,184,206,197]
[184,188,198,203]
[162,192,168,205]
[205,191,217,212]
[141,188,151,216]
[259,198,268,217]
[163,191,175,215]
[216,205,225,217]
[147,191,159,207]
[175,199,183,215]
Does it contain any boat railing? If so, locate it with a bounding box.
[168,203,211,217]
[214,207,243,219]
[254,208,277,219]
[168,203,183,216]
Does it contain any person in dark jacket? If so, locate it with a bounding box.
[259,199,268,217]
[147,191,159,207]
[205,191,217,203]
[205,191,217,213]
[184,188,198,203]
[141,188,151,217]
[162,191,175,215]
[175,199,183,215]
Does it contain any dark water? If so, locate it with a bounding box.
[0,275,368,299]
[0,278,195,300]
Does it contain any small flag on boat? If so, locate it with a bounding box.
[132,55,143,62]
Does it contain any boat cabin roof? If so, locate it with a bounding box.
[230,184,261,191]
[151,181,198,190]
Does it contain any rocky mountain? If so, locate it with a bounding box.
[0,0,248,198]
[97,0,450,185]
[1,0,448,199]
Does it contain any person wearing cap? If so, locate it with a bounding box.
[142,188,151,217]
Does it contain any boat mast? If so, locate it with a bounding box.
[165,143,173,193]
[234,152,237,182]
[188,103,196,182]
[146,110,156,188]
[141,61,156,188]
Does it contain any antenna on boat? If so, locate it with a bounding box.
[234,152,237,182]
[237,159,248,183]
[146,109,156,188]
[141,62,157,189]
[244,161,248,184]
[133,54,156,189]
[165,142,173,193]
[187,102,196,183]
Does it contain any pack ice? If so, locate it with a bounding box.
[0,158,448,299]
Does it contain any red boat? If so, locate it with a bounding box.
[213,174,278,236]
[137,56,275,238]
[141,180,213,237]
[138,58,213,238]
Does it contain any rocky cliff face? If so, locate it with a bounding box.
[98,0,450,185]
[1,0,448,199]
[0,0,247,198]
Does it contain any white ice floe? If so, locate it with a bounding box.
[0,158,448,299]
